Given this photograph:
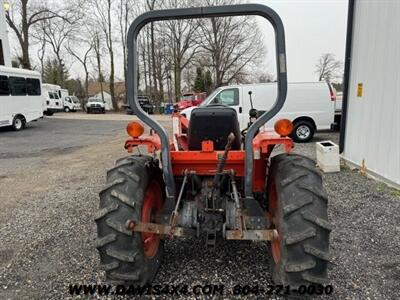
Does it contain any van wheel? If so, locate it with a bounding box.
[64,107,70,113]
[87,109,91,114]
[291,120,315,143]
[12,116,25,131]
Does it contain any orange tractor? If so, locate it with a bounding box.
[95,4,331,288]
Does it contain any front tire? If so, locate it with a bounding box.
[267,154,331,288]
[12,115,25,131]
[95,156,165,285]
[291,120,315,143]
[64,107,70,112]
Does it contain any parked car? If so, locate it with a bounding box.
[180,82,337,142]
[176,92,207,111]
[0,66,43,130]
[86,97,106,114]
[126,96,155,114]
[42,83,63,115]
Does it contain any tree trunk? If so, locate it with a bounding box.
[21,1,31,69]
[107,1,117,111]
[174,61,181,102]
[109,51,117,110]
[146,30,153,97]
[150,22,158,102]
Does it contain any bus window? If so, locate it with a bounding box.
[26,78,41,96]
[0,75,9,95]
[9,76,27,96]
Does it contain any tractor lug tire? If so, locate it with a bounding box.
[95,155,164,285]
[267,153,331,288]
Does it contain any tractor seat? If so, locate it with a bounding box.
[187,106,241,151]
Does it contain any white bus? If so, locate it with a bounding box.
[0,66,43,131]
[42,83,63,115]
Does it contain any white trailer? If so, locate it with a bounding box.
[0,66,43,130]
[42,83,63,115]
[181,82,337,142]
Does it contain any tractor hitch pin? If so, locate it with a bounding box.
[229,170,241,209]
[212,132,235,190]
[169,169,189,236]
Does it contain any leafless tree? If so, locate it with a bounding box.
[66,30,94,102]
[162,0,202,100]
[198,0,265,87]
[36,31,46,77]
[36,12,79,85]
[92,31,106,104]
[315,53,343,82]
[5,0,66,69]
[90,0,118,110]
[144,0,160,103]
[118,0,138,102]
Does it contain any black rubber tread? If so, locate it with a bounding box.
[290,120,315,143]
[267,153,331,288]
[12,115,25,131]
[95,155,164,285]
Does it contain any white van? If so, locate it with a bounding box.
[0,66,43,131]
[180,82,336,142]
[42,83,63,115]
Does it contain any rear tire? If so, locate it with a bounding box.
[87,109,91,114]
[267,153,331,288]
[95,155,165,285]
[291,120,315,143]
[12,115,25,131]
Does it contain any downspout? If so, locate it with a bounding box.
[339,0,356,153]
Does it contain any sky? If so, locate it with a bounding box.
[255,0,348,82]
[5,0,349,84]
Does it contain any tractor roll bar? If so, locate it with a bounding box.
[127,4,287,200]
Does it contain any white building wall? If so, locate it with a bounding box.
[0,1,11,67]
[343,0,400,187]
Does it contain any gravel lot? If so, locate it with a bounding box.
[0,114,399,299]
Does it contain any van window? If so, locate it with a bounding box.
[213,88,239,106]
[0,75,9,95]
[49,92,54,99]
[54,92,59,99]
[9,76,26,95]
[26,78,41,95]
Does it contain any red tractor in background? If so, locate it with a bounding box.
[176,92,207,111]
[95,4,331,288]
